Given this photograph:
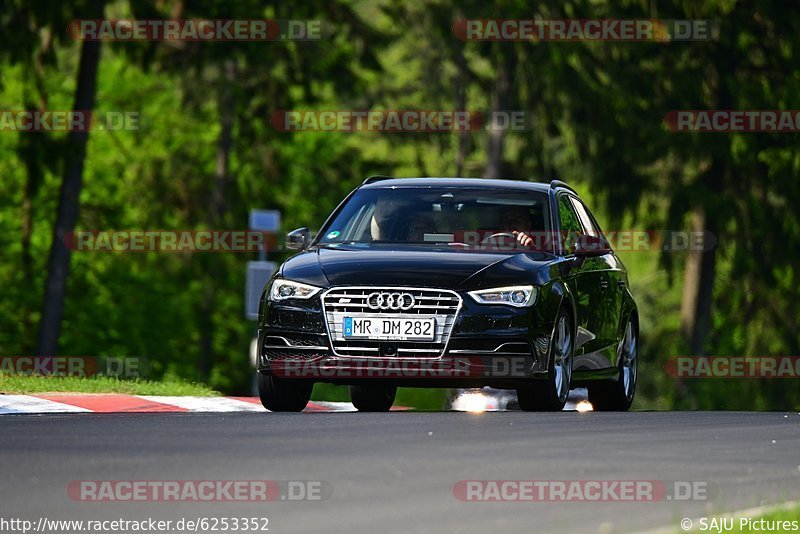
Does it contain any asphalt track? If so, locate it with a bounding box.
[1,411,799,534]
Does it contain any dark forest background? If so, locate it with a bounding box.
[1,0,798,409]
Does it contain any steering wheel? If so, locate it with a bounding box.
[481,232,517,245]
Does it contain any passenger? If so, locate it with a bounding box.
[370,198,402,240]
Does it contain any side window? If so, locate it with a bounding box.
[557,195,583,254]
[569,197,600,237]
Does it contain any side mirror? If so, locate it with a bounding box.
[286,227,310,250]
[574,234,611,257]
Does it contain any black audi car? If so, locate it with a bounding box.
[257,177,638,412]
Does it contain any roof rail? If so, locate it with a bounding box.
[549,179,575,192]
[362,175,394,185]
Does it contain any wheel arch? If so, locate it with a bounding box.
[549,279,578,338]
[618,293,639,343]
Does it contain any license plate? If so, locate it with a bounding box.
[343,317,436,341]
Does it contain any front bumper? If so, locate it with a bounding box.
[257,286,556,388]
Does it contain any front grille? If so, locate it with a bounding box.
[321,287,461,358]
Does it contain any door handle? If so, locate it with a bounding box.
[599,280,609,290]
[618,280,626,288]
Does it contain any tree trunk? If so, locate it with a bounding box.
[484,51,514,179]
[20,18,52,353]
[197,58,237,379]
[20,128,44,353]
[454,44,468,177]
[37,10,103,357]
[680,207,718,355]
[680,54,728,357]
[211,59,235,218]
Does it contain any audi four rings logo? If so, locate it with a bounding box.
[367,292,416,311]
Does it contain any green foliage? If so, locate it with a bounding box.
[0,373,218,395]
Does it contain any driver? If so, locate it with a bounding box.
[500,206,534,247]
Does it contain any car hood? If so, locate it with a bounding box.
[280,244,557,289]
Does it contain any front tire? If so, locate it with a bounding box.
[588,317,638,411]
[517,309,573,411]
[258,373,312,412]
[349,384,397,412]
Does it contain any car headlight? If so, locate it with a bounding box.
[269,279,322,301]
[468,285,537,307]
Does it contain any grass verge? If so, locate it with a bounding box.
[718,504,800,533]
[0,374,219,396]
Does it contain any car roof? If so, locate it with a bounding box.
[359,177,555,193]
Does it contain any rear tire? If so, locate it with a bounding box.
[349,384,397,412]
[588,317,638,411]
[517,309,573,412]
[258,373,312,412]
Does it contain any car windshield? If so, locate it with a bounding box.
[317,186,552,251]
